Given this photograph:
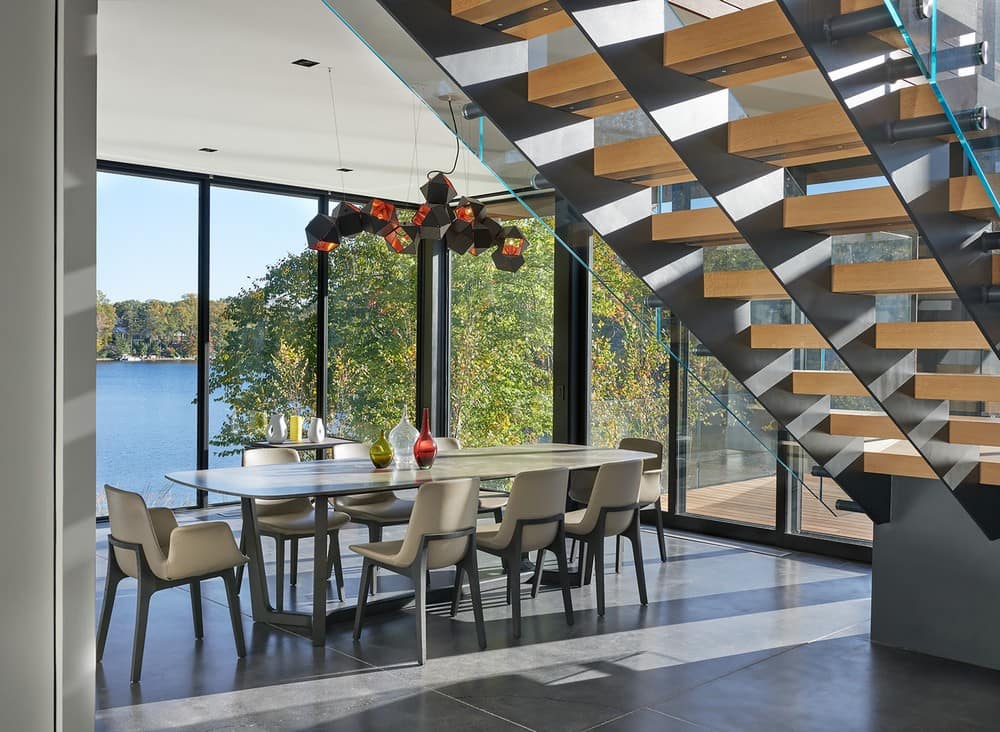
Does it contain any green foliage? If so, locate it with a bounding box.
[450,217,554,447]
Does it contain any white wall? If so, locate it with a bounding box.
[0,1,97,729]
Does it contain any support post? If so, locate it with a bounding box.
[416,238,450,435]
[553,195,592,445]
[196,179,211,495]
[316,195,330,453]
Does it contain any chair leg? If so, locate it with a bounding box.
[577,540,588,588]
[367,525,382,596]
[553,535,574,626]
[507,552,522,639]
[328,532,345,602]
[464,551,487,651]
[530,549,545,599]
[450,565,464,617]
[493,507,503,523]
[628,512,648,606]
[274,537,285,612]
[414,555,429,665]
[289,538,298,587]
[594,538,606,618]
[353,559,373,641]
[235,532,246,589]
[190,581,203,639]
[568,538,576,563]
[96,554,124,663]
[222,569,247,658]
[584,539,596,587]
[130,577,153,684]
[615,536,623,574]
[655,497,667,563]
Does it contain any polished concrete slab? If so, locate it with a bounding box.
[95,512,1000,731]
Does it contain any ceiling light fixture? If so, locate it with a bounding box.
[198,147,218,153]
[292,58,320,68]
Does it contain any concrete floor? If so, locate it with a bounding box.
[95,510,1000,731]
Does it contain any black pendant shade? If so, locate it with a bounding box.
[445,218,475,254]
[413,202,455,240]
[420,172,458,204]
[492,225,529,272]
[364,198,398,236]
[470,217,502,255]
[384,223,419,254]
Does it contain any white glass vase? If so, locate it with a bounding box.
[388,403,418,468]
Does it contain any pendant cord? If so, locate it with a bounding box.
[426,99,461,180]
[326,67,347,201]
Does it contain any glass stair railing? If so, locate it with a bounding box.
[320,0,849,526]
[886,0,1000,217]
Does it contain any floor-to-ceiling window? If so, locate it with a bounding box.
[207,187,320,496]
[96,172,200,513]
[589,236,670,501]
[326,222,418,443]
[449,217,554,447]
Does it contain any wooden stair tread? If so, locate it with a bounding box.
[651,207,741,245]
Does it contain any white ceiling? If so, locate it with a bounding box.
[97,0,500,201]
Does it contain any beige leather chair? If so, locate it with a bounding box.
[97,485,247,684]
[570,438,667,567]
[474,467,574,637]
[564,460,647,617]
[238,448,351,609]
[437,436,509,521]
[331,441,414,541]
[351,478,487,664]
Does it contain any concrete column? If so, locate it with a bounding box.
[872,476,1000,671]
[1,1,97,729]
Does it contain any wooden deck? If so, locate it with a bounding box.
[674,475,873,543]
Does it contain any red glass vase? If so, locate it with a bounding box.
[413,407,438,469]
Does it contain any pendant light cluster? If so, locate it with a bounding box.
[306,172,530,272]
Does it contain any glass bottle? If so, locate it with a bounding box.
[413,407,438,469]
[369,430,394,468]
[388,402,418,469]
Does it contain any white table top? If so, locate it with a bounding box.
[165,444,654,500]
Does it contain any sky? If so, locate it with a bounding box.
[97,172,319,302]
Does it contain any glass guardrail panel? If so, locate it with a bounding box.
[885,1,1000,218]
[321,0,842,511]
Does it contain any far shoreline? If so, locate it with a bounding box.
[97,357,196,362]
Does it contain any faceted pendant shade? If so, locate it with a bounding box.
[445,218,475,254]
[413,202,454,239]
[492,225,529,272]
[420,172,457,204]
[470,217,502,255]
[306,213,340,252]
[454,196,486,224]
[385,223,419,254]
[364,198,398,236]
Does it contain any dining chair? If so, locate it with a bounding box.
[473,467,574,638]
[564,459,647,617]
[350,477,487,664]
[236,448,351,608]
[330,441,414,543]
[436,436,509,522]
[98,485,247,684]
[569,438,667,566]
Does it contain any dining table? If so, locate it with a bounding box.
[165,443,655,646]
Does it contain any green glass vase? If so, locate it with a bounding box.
[370,430,394,469]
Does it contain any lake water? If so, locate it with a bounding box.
[96,361,240,513]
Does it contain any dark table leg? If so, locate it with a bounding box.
[312,497,328,646]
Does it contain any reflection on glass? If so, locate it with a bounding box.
[96,172,199,513]
[590,236,669,506]
[450,218,554,447]
[680,335,777,528]
[208,188,320,495]
[786,446,873,543]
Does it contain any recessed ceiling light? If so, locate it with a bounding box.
[336,167,354,173]
[198,147,218,153]
[292,58,320,68]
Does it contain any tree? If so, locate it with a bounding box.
[96,290,116,354]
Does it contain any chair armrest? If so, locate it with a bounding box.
[164,521,246,581]
[148,507,179,546]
